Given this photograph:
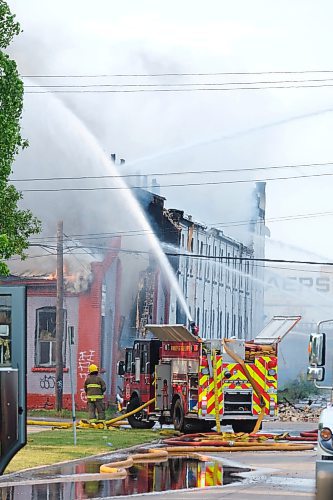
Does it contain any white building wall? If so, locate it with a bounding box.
[27,295,79,397]
[169,219,260,340]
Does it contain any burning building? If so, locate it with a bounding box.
[1,183,266,409]
[134,182,267,342]
[1,239,121,410]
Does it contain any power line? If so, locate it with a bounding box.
[18,171,333,192]
[11,244,333,272]
[24,83,333,93]
[62,245,333,266]
[26,209,333,246]
[10,160,333,183]
[23,77,333,88]
[21,70,333,78]
[164,253,333,266]
[63,233,95,273]
[255,263,333,275]
[29,229,148,241]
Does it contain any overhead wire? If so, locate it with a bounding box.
[63,233,94,273]
[11,242,333,276]
[10,160,333,182]
[164,253,333,266]
[25,209,333,245]
[20,69,333,78]
[24,83,333,93]
[23,77,333,89]
[16,170,333,192]
[17,246,333,268]
[59,243,333,266]
[10,250,333,275]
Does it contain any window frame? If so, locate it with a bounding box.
[35,306,67,367]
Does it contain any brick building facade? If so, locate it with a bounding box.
[1,238,121,410]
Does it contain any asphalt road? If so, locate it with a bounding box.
[111,450,316,500]
[110,421,317,500]
[8,421,319,499]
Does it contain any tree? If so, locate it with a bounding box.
[278,373,319,403]
[0,0,41,275]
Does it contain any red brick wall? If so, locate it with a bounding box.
[8,239,121,412]
[76,239,121,409]
[76,262,103,409]
[28,393,72,410]
[110,258,122,398]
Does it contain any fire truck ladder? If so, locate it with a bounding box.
[212,350,221,433]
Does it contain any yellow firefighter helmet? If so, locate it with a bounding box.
[88,364,98,373]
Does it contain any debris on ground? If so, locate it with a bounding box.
[278,402,326,422]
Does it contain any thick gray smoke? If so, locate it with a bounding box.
[8,0,333,268]
[6,1,279,251]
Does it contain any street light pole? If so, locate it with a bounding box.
[55,220,64,411]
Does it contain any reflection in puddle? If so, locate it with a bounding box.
[0,457,249,498]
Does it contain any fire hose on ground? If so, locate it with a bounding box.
[96,396,316,476]
[162,431,317,446]
[27,397,317,480]
[27,397,155,430]
[99,437,315,476]
[100,448,169,474]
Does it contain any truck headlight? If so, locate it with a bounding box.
[320,427,332,441]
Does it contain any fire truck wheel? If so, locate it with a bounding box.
[172,398,185,432]
[202,421,216,432]
[181,419,215,433]
[127,397,155,429]
[231,419,260,434]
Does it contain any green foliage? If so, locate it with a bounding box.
[0,0,20,49]
[278,373,320,402]
[0,1,41,275]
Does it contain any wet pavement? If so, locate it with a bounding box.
[0,455,250,498]
[2,421,318,499]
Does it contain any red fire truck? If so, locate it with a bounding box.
[118,316,301,433]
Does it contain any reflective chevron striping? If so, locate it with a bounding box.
[204,463,223,486]
[248,356,277,415]
[205,356,223,415]
[198,367,208,416]
[199,355,278,417]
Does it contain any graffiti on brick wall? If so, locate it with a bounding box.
[78,350,96,378]
[77,350,96,405]
[80,388,87,403]
[39,374,55,390]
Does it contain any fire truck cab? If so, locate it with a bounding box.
[119,316,301,432]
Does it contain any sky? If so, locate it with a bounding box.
[6,0,333,262]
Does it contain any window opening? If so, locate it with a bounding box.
[0,295,11,366]
[36,307,67,366]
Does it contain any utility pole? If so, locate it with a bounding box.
[55,220,64,411]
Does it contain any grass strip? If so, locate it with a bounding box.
[27,407,117,420]
[5,427,158,474]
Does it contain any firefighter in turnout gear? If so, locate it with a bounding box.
[84,364,106,421]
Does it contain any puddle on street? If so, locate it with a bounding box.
[0,457,250,498]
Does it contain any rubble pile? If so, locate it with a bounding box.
[278,402,325,422]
